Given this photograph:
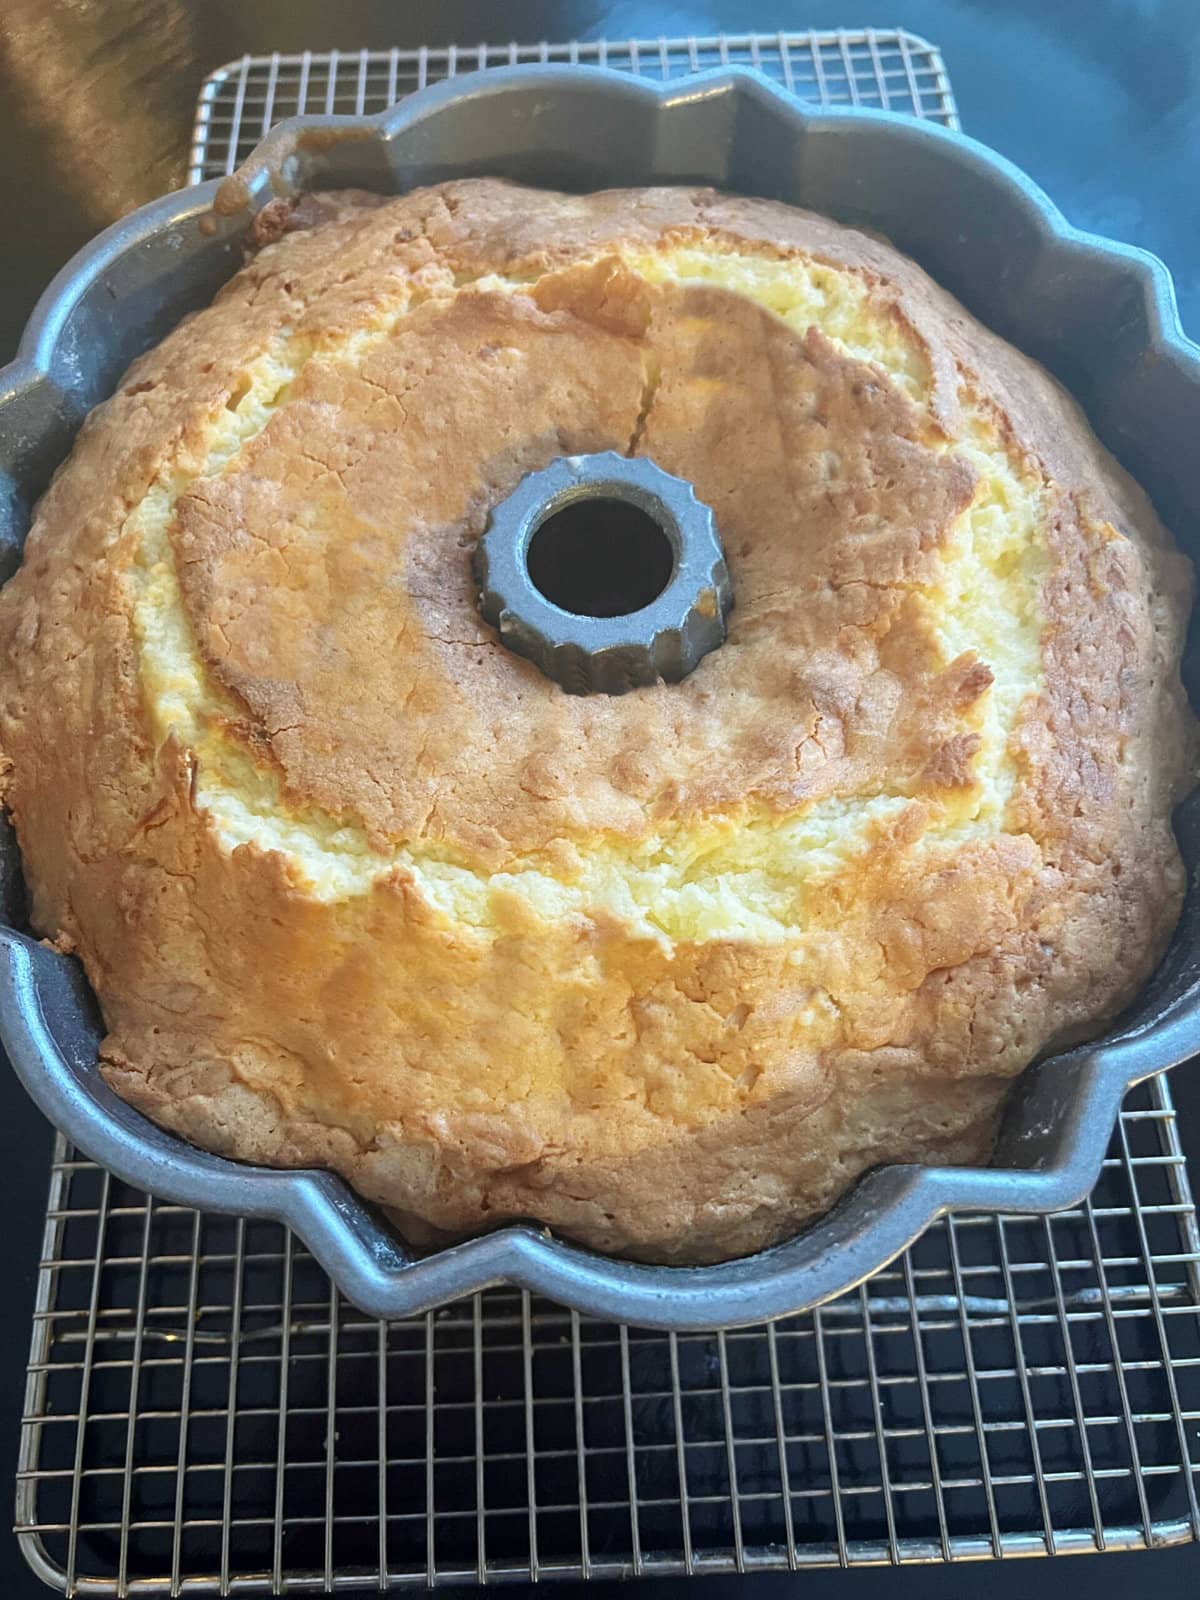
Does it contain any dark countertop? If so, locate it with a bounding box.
[0,1,1197,1595]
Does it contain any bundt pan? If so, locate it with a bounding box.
[1,65,1199,1331]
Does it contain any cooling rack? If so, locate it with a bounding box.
[187,28,960,180]
[15,28,1200,1596]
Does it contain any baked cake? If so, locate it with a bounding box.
[0,180,1193,1262]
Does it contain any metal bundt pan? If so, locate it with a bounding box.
[1,66,1199,1331]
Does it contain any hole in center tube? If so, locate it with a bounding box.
[526,496,675,618]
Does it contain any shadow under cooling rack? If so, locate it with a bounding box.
[13,26,1200,1597]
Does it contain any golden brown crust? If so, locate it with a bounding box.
[0,179,1194,1263]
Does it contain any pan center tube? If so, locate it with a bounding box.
[474,453,733,695]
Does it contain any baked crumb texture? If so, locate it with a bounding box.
[0,182,1194,1262]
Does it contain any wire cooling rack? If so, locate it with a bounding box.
[14,27,1200,1597]
[186,28,960,182]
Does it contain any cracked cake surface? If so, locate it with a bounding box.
[0,178,1194,1261]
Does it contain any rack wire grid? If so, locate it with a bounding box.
[13,25,1200,1597]
[186,28,960,181]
